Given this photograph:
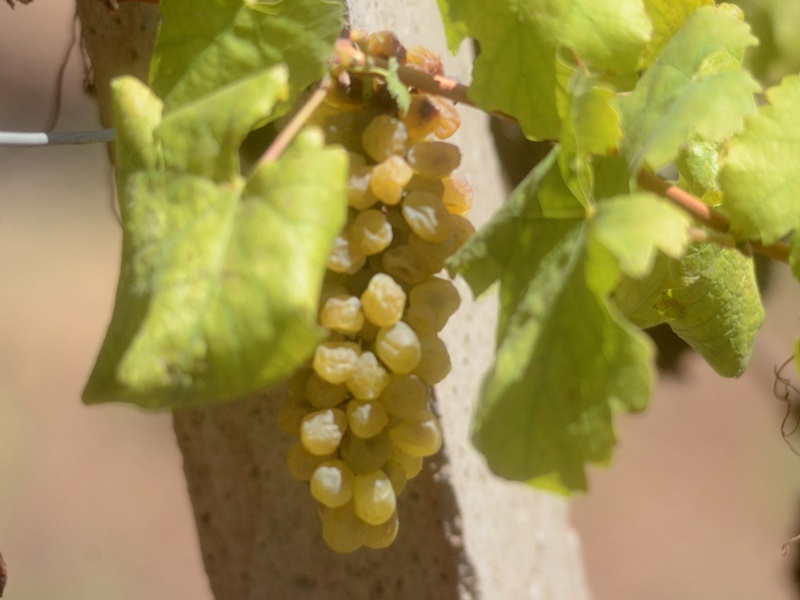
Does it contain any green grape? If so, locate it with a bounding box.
[380,374,430,419]
[442,174,474,215]
[300,408,348,455]
[406,141,461,178]
[319,294,365,334]
[364,511,400,549]
[339,429,392,474]
[360,273,407,328]
[326,234,366,274]
[406,277,461,334]
[382,459,408,495]
[287,442,334,481]
[346,398,389,438]
[310,459,355,508]
[306,372,351,409]
[346,351,390,400]
[312,341,362,384]
[349,209,393,256]
[401,191,453,243]
[414,334,452,384]
[388,445,424,479]
[353,470,396,525]
[389,411,443,457]
[320,502,367,553]
[362,115,408,163]
[375,321,422,374]
[370,155,413,205]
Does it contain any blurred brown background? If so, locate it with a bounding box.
[1,4,798,599]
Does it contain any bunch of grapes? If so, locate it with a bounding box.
[280,32,475,553]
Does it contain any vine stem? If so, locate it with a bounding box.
[255,77,332,166]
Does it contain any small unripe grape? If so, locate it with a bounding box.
[340,429,392,474]
[362,115,408,163]
[406,141,461,178]
[300,408,348,455]
[353,470,396,525]
[313,341,361,384]
[327,235,366,274]
[442,174,474,215]
[381,244,434,285]
[306,372,350,409]
[380,374,430,419]
[361,273,406,328]
[346,351,390,400]
[349,209,393,256]
[405,278,461,334]
[287,442,334,481]
[319,294,365,334]
[389,412,443,457]
[320,502,367,553]
[414,334,452,384]
[310,459,355,508]
[375,322,422,374]
[346,398,389,438]
[370,156,413,205]
[401,191,453,243]
[364,511,400,549]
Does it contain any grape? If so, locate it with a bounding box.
[319,294,365,334]
[279,382,313,435]
[349,209,393,256]
[362,115,408,163]
[442,174,474,215]
[414,334,452,384]
[404,175,444,196]
[380,374,430,419]
[370,155,413,205]
[327,235,366,274]
[383,459,408,494]
[389,412,443,457]
[401,93,441,140]
[364,511,400,549]
[306,372,351,409]
[346,398,389,438]
[406,141,461,179]
[320,502,367,553]
[301,408,348,455]
[346,351,390,400]
[286,442,334,481]
[385,207,412,247]
[348,164,379,210]
[313,341,362,384]
[389,445,424,479]
[366,31,406,61]
[425,94,460,140]
[361,273,406,328]
[405,45,444,76]
[375,321,422,374]
[381,244,435,285]
[401,191,453,243]
[310,459,355,508]
[353,470,396,525]
[405,278,461,334]
[339,429,392,474]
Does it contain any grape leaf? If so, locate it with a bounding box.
[654,244,764,377]
[619,6,760,171]
[718,76,800,244]
[83,78,348,408]
[592,193,692,278]
[150,0,342,112]
[450,148,654,491]
[641,0,714,67]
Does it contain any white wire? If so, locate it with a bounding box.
[0,128,115,146]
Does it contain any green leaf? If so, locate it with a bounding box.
[451,148,654,491]
[592,193,692,278]
[435,0,469,54]
[620,6,760,171]
[641,0,714,67]
[654,244,764,377]
[384,57,411,116]
[718,76,800,244]
[150,0,343,111]
[111,77,163,181]
[792,234,800,283]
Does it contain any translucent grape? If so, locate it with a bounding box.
[360,273,406,328]
[389,412,443,457]
[286,442,334,481]
[327,235,366,274]
[348,164,379,210]
[300,408,348,455]
[320,502,367,553]
[415,334,452,384]
[312,341,362,385]
[319,294,365,334]
[442,174,474,215]
[380,374,430,419]
[389,445,424,479]
[370,155,413,205]
[349,209,393,256]
[353,470,396,525]
[339,429,392,474]
[375,321,422,374]
[401,191,453,242]
[306,372,351,409]
[310,459,355,508]
[346,351,390,400]
[364,511,400,549]
[346,398,389,438]
[383,459,408,494]
[362,115,408,163]
[406,141,461,179]
[425,94,460,140]
[405,278,461,334]
[401,93,441,140]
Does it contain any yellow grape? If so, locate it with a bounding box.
[286,442,335,481]
[349,209,393,256]
[442,174,474,215]
[375,321,422,374]
[306,372,351,409]
[401,191,453,243]
[389,411,443,457]
[406,141,461,179]
[326,235,366,275]
[310,459,355,508]
[380,374,430,419]
[320,502,368,553]
[362,115,408,163]
[319,294,365,334]
[364,511,400,549]
[370,155,413,205]
[360,273,407,328]
[312,341,362,385]
[346,398,389,438]
[414,334,452,384]
[346,351,390,400]
[300,408,348,455]
[353,470,396,525]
